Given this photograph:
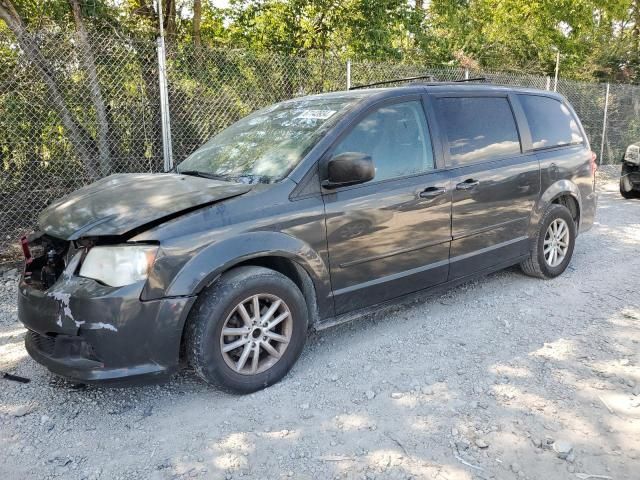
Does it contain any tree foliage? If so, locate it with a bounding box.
[218,0,640,82]
[2,1,640,81]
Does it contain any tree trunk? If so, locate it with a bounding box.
[415,0,424,10]
[0,0,99,180]
[68,0,111,176]
[133,0,157,26]
[164,0,176,38]
[633,0,640,60]
[193,0,202,52]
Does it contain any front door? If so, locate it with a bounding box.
[322,98,452,314]
[432,94,540,279]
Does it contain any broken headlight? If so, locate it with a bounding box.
[79,245,158,287]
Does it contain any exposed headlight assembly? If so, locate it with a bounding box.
[79,245,158,287]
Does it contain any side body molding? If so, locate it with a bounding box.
[164,231,334,317]
[528,179,582,239]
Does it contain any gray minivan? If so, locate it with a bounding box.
[18,83,598,392]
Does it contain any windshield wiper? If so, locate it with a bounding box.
[178,170,230,181]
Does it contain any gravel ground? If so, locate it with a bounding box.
[1,170,639,480]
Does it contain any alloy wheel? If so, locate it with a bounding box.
[543,218,570,268]
[219,294,292,375]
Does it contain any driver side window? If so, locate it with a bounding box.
[332,100,434,182]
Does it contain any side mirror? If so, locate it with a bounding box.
[323,152,375,188]
[624,145,640,166]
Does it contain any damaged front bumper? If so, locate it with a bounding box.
[18,274,195,384]
[622,164,640,185]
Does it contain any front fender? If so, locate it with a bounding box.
[528,180,582,239]
[162,230,332,310]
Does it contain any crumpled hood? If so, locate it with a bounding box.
[38,173,252,240]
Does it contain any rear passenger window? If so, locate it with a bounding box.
[518,95,584,149]
[332,101,434,182]
[435,97,521,165]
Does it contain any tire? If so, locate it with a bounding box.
[185,266,308,393]
[520,204,576,279]
[620,164,640,199]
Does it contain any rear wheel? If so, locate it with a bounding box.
[520,204,576,279]
[185,266,308,393]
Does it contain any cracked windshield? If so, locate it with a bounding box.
[177,95,363,183]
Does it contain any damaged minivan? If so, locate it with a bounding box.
[19,83,598,393]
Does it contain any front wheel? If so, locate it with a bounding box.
[185,266,308,393]
[520,204,576,279]
[620,164,640,199]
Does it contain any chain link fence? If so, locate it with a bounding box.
[0,29,163,257]
[1,29,638,255]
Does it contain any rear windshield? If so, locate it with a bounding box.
[177,95,363,184]
[518,95,584,150]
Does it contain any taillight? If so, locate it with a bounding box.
[590,151,598,176]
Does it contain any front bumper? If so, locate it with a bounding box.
[623,166,640,185]
[18,275,195,384]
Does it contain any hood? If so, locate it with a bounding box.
[38,173,252,240]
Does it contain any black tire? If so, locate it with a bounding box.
[620,164,640,199]
[185,266,308,393]
[520,204,576,279]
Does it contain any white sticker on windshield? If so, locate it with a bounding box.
[296,109,336,120]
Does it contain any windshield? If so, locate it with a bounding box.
[176,95,364,184]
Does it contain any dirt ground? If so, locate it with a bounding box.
[1,170,639,480]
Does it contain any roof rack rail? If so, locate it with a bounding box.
[348,75,489,90]
[453,77,487,83]
[349,74,436,90]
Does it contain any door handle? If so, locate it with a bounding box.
[456,179,480,191]
[419,186,447,199]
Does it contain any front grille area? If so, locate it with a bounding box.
[27,329,102,363]
[27,330,57,356]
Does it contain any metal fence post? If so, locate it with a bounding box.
[553,51,560,92]
[156,0,173,171]
[346,59,351,90]
[464,68,469,80]
[600,83,610,164]
[545,76,551,91]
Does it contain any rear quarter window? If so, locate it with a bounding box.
[518,95,584,150]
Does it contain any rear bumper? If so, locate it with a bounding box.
[18,275,195,384]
